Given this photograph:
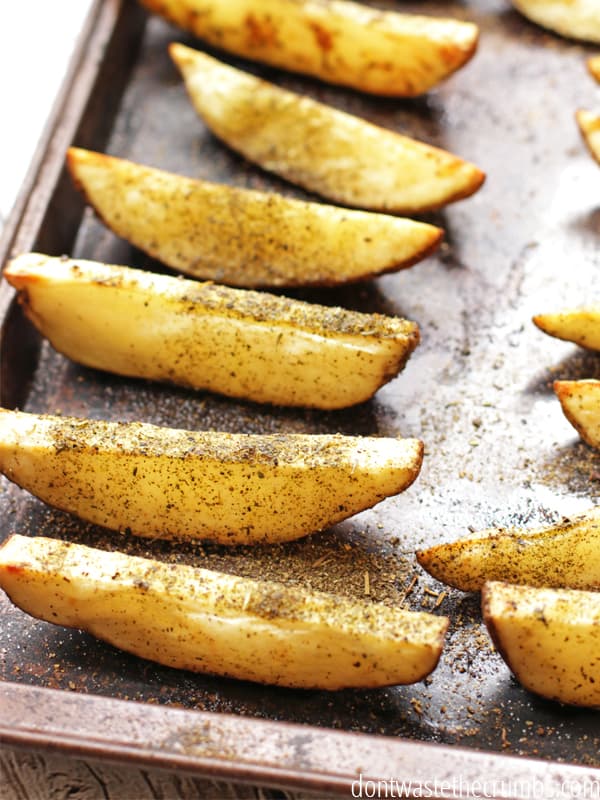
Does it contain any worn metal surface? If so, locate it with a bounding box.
[1,0,600,790]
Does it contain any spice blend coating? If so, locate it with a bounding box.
[67,148,443,287]
[0,535,449,689]
[5,253,420,409]
[483,581,600,707]
[170,45,485,214]
[417,508,600,591]
[0,409,423,544]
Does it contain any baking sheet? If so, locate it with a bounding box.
[1,0,600,786]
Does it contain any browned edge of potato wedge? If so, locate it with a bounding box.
[554,379,600,449]
[5,253,420,410]
[589,56,600,83]
[0,534,449,689]
[417,508,600,591]
[169,44,486,215]
[511,0,600,44]
[66,147,443,288]
[0,408,424,545]
[533,306,600,350]
[139,0,479,97]
[576,109,600,166]
[482,580,600,707]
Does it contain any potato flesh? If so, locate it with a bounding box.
[140,0,478,97]
[554,379,600,449]
[0,535,448,689]
[66,148,442,287]
[417,509,600,591]
[170,45,485,215]
[576,109,600,165]
[483,581,600,707]
[6,253,419,410]
[533,306,600,349]
[511,0,600,44]
[0,409,423,544]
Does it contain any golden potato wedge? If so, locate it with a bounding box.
[0,535,448,689]
[67,148,443,288]
[0,409,423,545]
[554,379,600,449]
[483,581,600,707]
[511,0,600,44]
[140,0,478,97]
[170,45,485,215]
[533,306,600,350]
[589,56,600,83]
[5,253,420,410]
[417,508,600,591]
[576,109,600,165]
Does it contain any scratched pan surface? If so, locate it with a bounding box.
[1,0,600,774]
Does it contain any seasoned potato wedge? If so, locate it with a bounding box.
[483,581,600,707]
[417,508,600,591]
[0,409,423,545]
[140,0,478,97]
[533,306,600,349]
[576,109,600,165]
[170,45,485,215]
[0,535,448,689]
[554,379,600,449]
[589,56,600,83]
[511,0,600,44]
[67,148,443,288]
[5,254,420,410]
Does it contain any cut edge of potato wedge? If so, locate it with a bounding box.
[417,507,600,591]
[66,147,444,288]
[554,379,600,449]
[511,0,600,44]
[576,109,600,166]
[0,408,424,545]
[482,580,600,707]
[5,253,420,410]
[0,534,449,689]
[140,0,479,97]
[533,306,600,350]
[169,44,486,215]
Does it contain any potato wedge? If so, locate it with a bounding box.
[482,581,600,707]
[533,306,600,350]
[554,379,600,449]
[576,109,600,165]
[589,56,600,83]
[417,508,600,591]
[140,0,478,97]
[511,0,600,44]
[170,45,485,215]
[67,148,443,288]
[5,253,420,410]
[0,409,423,545]
[0,535,448,689]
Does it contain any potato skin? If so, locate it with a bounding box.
[0,535,449,690]
[483,581,600,707]
[0,409,424,544]
[140,0,478,96]
[533,306,600,349]
[66,148,443,288]
[170,45,485,215]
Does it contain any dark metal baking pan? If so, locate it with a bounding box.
[1,0,600,795]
